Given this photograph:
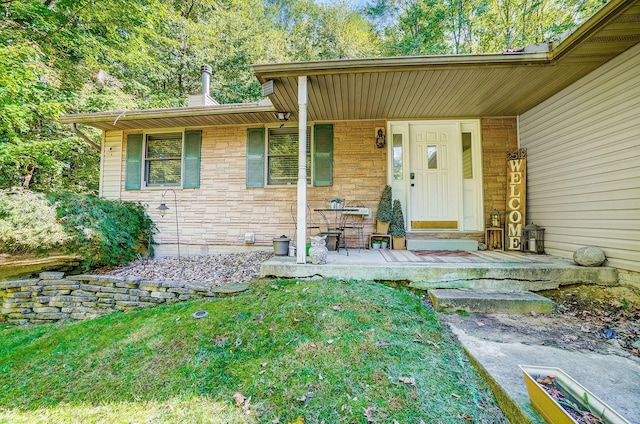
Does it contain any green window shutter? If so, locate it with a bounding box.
[313,124,333,187]
[246,128,265,188]
[183,130,202,188]
[125,134,143,190]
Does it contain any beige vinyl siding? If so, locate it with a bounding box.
[100,130,123,199]
[519,43,640,272]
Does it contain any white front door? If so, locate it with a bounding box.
[409,122,463,230]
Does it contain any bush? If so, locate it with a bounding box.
[0,189,70,253]
[375,185,393,223]
[49,193,156,269]
[390,199,406,237]
[0,189,156,269]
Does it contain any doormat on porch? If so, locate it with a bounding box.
[379,250,477,263]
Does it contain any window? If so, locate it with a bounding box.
[393,133,403,180]
[246,125,333,188]
[145,133,182,186]
[267,127,310,185]
[462,132,473,179]
[124,130,201,190]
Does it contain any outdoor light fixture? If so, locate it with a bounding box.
[156,189,181,263]
[375,127,386,148]
[274,112,290,121]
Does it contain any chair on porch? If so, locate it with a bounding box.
[339,200,367,253]
[291,205,321,248]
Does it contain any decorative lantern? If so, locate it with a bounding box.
[490,208,501,228]
[520,223,545,254]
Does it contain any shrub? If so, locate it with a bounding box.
[0,189,156,269]
[0,189,70,253]
[375,185,393,223]
[390,199,406,237]
[49,193,156,269]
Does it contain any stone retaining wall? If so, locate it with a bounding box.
[0,272,247,325]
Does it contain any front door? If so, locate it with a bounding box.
[409,122,462,230]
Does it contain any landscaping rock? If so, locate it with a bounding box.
[573,246,606,267]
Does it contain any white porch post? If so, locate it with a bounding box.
[296,76,308,264]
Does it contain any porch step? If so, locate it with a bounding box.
[428,289,552,314]
[407,239,478,251]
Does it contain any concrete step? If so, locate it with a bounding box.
[428,289,552,314]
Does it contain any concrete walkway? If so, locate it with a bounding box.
[260,250,618,290]
[439,314,640,423]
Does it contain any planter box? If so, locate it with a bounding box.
[520,365,630,424]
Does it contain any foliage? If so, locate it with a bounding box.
[375,184,393,222]
[390,199,406,237]
[0,138,99,194]
[0,189,70,253]
[48,193,156,269]
[0,279,508,423]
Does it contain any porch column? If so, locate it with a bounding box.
[296,76,308,264]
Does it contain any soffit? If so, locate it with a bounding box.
[253,0,640,121]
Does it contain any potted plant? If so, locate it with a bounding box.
[375,185,392,234]
[390,199,406,250]
[329,197,344,210]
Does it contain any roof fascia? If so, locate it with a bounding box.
[251,52,552,81]
[60,103,276,125]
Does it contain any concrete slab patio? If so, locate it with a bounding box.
[260,250,618,290]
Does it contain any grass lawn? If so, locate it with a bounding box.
[0,279,507,423]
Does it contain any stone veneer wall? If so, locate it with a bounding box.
[0,272,245,325]
[119,121,387,248]
[481,118,519,229]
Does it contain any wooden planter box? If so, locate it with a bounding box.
[519,365,630,424]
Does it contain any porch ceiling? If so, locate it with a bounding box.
[61,0,640,131]
[253,0,640,122]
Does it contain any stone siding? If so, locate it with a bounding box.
[120,121,387,248]
[481,118,519,229]
[0,272,245,326]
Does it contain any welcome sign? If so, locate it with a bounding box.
[505,148,526,250]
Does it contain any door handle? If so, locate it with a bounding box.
[411,183,415,187]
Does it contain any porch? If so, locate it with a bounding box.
[259,249,618,291]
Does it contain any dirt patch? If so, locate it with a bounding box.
[435,284,640,360]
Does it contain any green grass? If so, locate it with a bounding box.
[0,279,507,423]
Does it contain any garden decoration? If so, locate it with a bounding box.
[375,185,392,234]
[390,199,406,250]
[309,235,328,264]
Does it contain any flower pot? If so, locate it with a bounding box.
[376,221,390,234]
[381,241,388,249]
[272,235,290,256]
[392,236,405,250]
[520,365,630,424]
[372,242,381,249]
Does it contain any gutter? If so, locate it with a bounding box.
[71,123,101,152]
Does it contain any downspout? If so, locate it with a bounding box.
[71,123,101,152]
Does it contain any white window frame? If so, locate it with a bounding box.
[143,128,185,188]
[265,125,313,187]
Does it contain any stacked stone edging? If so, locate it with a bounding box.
[0,272,247,325]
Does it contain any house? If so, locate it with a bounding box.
[60,0,640,285]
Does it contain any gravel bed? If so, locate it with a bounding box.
[104,251,274,286]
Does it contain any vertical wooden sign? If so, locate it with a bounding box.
[505,148,526,250]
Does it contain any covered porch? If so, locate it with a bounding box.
[260,249,617,290]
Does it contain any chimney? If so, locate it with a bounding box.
[201,64,212,95]
[188,65,218,107]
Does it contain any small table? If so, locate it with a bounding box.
[313,208,359,254]
[485,227,504,250]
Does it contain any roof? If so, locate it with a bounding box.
[61,0,640,131]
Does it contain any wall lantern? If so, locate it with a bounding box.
[520,222,545,254]
[156,188,181,263]
[490,208,501,228]
[274,112,290,122]
[375,127,386,148]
